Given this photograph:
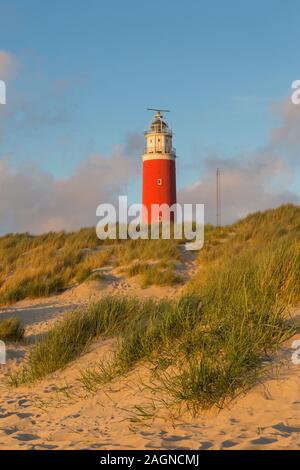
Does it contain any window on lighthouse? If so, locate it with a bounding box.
[156,178,162,186]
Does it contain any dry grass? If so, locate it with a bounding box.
[124,261,183,287]
[0,228,183,305]
[0,228,115,305]
[114,238,181,266]
[0,317,24,342]
[7,205,300,411]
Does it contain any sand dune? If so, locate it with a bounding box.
[0,267,299,450]
[0,333,300,449]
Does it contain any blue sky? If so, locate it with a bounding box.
[0,0,299,232]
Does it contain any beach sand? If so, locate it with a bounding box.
[0,267,299,450]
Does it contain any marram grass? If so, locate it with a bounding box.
[0,229,182,305]
[8,204,300,411]
[0,317,24,342]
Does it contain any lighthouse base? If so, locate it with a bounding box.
[142,158,177,224]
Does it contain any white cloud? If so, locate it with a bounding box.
[179,99,300,225]
[0,135,142,234]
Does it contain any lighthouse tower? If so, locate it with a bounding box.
[142,110,177,224]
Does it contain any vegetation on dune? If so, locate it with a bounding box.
[0,227,183,305]
[7,205,300,411]
[160,239,299,410]
[114,238,181,266]
[190,204,300,289]
[0,228,115,305]
[81,222,299,407]
[0,317,24,342]
[9,296,169,384]
[114,236,183,288]
[124,260,183,287]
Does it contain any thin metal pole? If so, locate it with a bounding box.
[216,168,221,227]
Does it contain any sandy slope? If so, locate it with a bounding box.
[0,269,299,450]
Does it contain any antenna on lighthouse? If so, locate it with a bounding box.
[147,108,170,113]
[216,168,221,227]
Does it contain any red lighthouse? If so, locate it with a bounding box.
[142,110,177,224]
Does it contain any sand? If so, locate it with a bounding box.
[0,265,299,450]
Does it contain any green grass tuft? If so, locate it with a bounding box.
[0,317,24,342]
[8,205,300,412]
[125,261,183,287]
